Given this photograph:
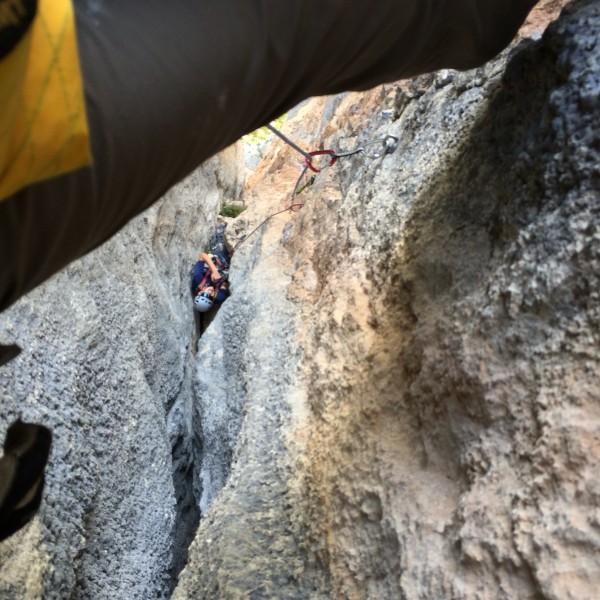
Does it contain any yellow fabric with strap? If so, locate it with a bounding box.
[0,0,90,202]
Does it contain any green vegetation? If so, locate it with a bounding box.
[243,113,288,144]
[220,202,246,218]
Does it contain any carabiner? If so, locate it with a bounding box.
[305,149,337,173]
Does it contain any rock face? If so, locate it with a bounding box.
[1,1,599,599]
[175,1,600,598]
[0,145,244,599]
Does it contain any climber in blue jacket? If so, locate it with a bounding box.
[192,252,230,313]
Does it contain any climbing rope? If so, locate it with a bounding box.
[231,204,304,255]
[231,124,399,255]
[266,124,315,166]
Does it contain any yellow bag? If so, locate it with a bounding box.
[0,0,90,202]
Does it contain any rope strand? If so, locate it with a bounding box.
[230,127,398,256]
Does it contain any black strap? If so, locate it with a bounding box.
[0,0,38,60]
[0,419,52,541]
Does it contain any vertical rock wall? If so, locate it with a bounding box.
[175,1,599,598]
[0,145,244,599]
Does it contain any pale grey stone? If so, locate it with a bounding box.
[2,2,599,599]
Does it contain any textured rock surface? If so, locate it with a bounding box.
[175,1,599,598]
[2,1,598,599]
[0,145,244,599]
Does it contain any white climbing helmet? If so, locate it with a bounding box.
[194,293,214,313]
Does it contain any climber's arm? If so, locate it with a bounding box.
[0,0,538,312]
[199,253,222,282]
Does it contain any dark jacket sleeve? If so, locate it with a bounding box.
[215,286,231,305]
[0,0,538,311]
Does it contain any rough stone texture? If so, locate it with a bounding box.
[0,144,244,599]
[0,521,49,599]
[173,180,328,599]
[175,1,599,598]
[2,1,598,599]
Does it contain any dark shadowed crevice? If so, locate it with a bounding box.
[168,430,200,592]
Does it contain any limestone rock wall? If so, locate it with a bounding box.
[175,1,599,598]
[1,1,598,599]
[0,144,244,599]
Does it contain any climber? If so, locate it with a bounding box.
[191,223,232,312]
[192,252,230,313]
[0,0,540,314]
